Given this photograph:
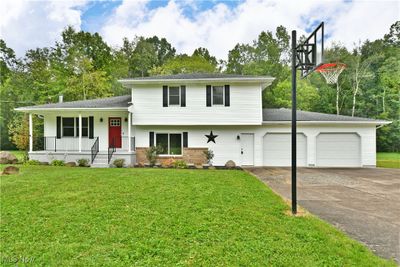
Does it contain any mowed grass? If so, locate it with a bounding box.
[377,152,400,168]
[0,166,395,266]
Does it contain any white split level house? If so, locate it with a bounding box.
[15,73,390,168]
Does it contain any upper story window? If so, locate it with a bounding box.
[206,85,230,107]
[168,86,180,105]
[163,85,186,107]
[212,86,224,105]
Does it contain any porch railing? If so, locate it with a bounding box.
[91,137,99,163]
[32,136,97,152]
[108,137,116,164]
[121,136,135,151]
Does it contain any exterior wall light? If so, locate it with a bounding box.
[100,118,103,122]
[237,135,240,140]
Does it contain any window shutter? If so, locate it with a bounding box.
[181,85,186,107]
[224,85,230,107]
[206,85,211,107]
[149,132,154,147]
[163,85,168,107]
[56,116,61,139]
[75,118,79,137]
[183,132,188,148]
[89,116,94,139]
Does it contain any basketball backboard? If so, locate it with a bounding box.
[296,22,324,77]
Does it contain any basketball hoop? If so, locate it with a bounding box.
[315,63,346,84]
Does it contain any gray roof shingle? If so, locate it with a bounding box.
[263,108,386,122]
[17,95,131,110]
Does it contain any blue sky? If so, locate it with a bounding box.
[1,0,398,59]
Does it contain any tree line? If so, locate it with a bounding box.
[1,21,399,151]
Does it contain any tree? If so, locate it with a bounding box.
[65,56,112,100]
[349,44,374,116]
[146,36,176,66]
[264,78,320,111]
[131,37,158,77]
[150,54,217,75]
[192,47,218,67]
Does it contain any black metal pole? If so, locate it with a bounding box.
[291,30,297,215]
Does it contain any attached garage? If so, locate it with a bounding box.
[316,133,361,167]
[263,133,307,166]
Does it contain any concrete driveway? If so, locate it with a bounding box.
[247,167,400,263]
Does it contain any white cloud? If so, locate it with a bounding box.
[101,0,399,60]
[0,0,88,56]
[1,0,398,59]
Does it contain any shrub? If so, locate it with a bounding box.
[203,149,214,165]
[145,146,163,166]
[113,158,125,168]
[162,158,176,168]
[77,158,89,167]
[173,160,187,169]
[51,160,65,166]
[24,159,41,166]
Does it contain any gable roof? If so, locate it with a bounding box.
[119,73,274,87]
[263,108,390,124]
[15,95,131,111]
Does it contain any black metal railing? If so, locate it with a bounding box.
[32,136,97,152]
[108,137,116,163]
[33,136,56,151]
[121,136,136,151]
[91,137,99,163]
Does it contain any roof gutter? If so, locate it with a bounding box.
[118,77,275,88]
[262,120,392,125]
[15,107,129,112]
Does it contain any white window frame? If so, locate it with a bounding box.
[212,85,224,106]
[155,132,183,156]
[168,86,181,106]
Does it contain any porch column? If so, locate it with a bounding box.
[29,113,33,152]
[128,113,132,152]
[78,114,82,152]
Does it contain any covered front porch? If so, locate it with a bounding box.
[15,95,136,166]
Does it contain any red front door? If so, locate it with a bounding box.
[108,117,122,148]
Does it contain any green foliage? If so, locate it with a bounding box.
[150,54,217,75]
[172,160,187,169]
[24,159,41,166]
[50,160,65,166]
[145,146,163,166]
[113,158,125,168]
[203,149,214,165]
[77,158,89,167]
[0,167,395,266]
[264,78,320,111]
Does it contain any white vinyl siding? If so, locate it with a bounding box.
[130,83,262,125]
[263,133,307,166]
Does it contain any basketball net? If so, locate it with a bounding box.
[315,63,346,84]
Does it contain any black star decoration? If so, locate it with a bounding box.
[205,131,218,143]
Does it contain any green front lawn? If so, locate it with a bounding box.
[377,152,400,168]
[0,166,395,266]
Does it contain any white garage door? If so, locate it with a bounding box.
[316,133,361,167]
[263,133,307,166]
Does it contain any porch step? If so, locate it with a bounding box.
[91,153,111,168]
